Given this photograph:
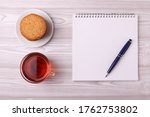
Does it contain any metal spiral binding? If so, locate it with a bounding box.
[75,13,135,18]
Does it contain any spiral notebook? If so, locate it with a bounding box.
[73,13,138,81]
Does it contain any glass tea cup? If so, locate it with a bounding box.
[20,52,55,83]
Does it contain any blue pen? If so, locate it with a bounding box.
[105,39,132,77]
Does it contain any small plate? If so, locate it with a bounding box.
[16,9,54,47]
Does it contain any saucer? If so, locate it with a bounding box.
[16,9,54,47]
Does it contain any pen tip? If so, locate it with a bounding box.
[105,74,108,78]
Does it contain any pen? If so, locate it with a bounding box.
[105,39,132,77]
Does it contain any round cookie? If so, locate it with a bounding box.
[20,14,47,41]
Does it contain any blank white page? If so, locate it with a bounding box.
[72,13,138,81]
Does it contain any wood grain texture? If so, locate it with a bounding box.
[0,0,150,99]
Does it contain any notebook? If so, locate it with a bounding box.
[73,13,138,81]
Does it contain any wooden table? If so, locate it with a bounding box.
[0,0,150,99]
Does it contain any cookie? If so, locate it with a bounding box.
[20,14,47,41]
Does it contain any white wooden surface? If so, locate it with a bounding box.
[0,0,150,99]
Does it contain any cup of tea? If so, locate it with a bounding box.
[20,52,55,83]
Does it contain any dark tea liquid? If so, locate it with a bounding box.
[21,53,52,83]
